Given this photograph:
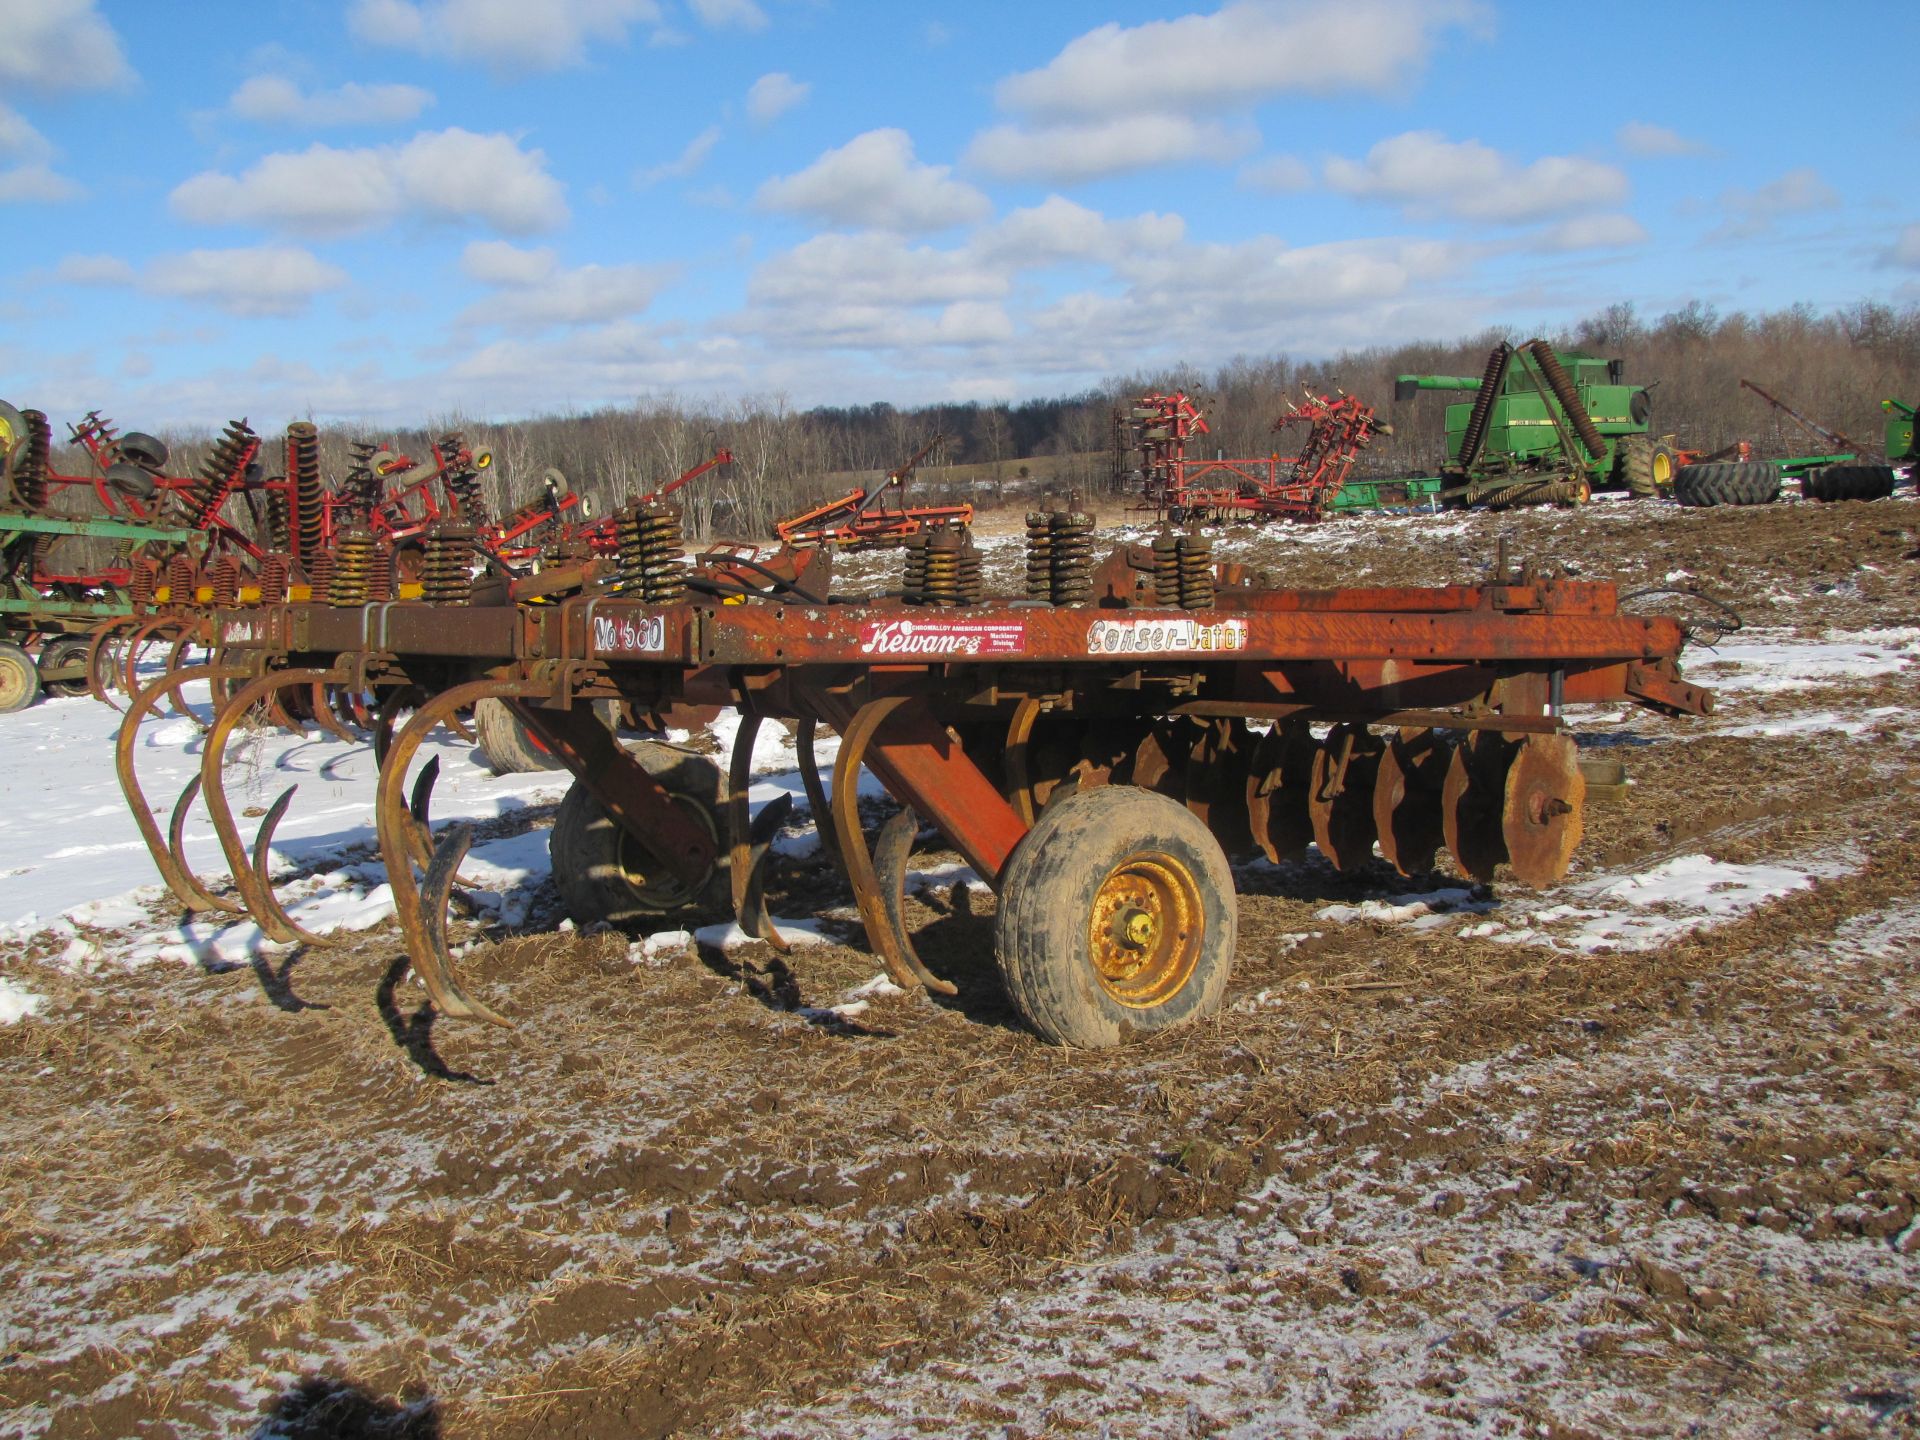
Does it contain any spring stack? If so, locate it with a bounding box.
[343,441,381,522]
[285,422,325,557]
[303,546,333,602]
[909,525,983,606]
[1176,531,1214,610]
[165,553,199,606]
[421,522,476,604]
[257,555,291,605]
[365,537,393,603]
[208,554,244,609]
[439,433,489,524]
[1023,512,1053,600]
[129,556,160,609]
[1049,511,1094,604]
[902,531,930,599]
[184,420,258,530]
[12,411,50,510]
[1151,529,1181,606]
[328,526,374,607]
[613,503,687,601]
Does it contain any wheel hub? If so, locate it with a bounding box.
[1087,854,1202,1007]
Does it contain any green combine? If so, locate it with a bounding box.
[1395,339,1680,507]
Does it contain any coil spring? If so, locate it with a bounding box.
[438,432,489,525]
[129,556,160,608]
[901,531,929,599]
[1176,532,1214,610]
[911,526,981,606]
[366,537,394,603]
[13,410,50,511]
[329,527,374,607]
[209,554,244,609]
[613,503,686,601]
[166,553,199,607]
[304,546,333,601]
[286,422,325,557]
[1049,511,1094,605]
[421,523,476,604]
[1023,512,1053,600]
[1151,530,1181,606]
[257,555,290,605]
[184,420,257,530]
[344,440,381,521]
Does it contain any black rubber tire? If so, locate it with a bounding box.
[105,461,158,501]
[548,743,728,927]
[473,696,563,774]
[37,635,93,697]
[1672,461,1780,507]
[1801,464,1897,503]
[0,640,41,713]
[116,432,169,469]
[995,785,1236,1048]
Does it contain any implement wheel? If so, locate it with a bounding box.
[996,785,1236,1048]
[37,635,93,697]
[548,744,728,926]
[473,696,564,773]
[0,640,41,713]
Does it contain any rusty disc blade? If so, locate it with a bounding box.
[1245,720,1315,864]
[1441,730,1512,883]
[1307,723,1382,872]
[1501,733,1586,887]
[1373,727,1449,877]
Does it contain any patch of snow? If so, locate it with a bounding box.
[0,976,47,1023]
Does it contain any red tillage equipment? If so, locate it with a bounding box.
[776,435,972,548]
[1123,390,1388,523]
[123,508,1714,1049]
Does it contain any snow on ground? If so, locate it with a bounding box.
[1685,626,1920,693]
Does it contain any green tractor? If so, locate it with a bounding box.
[1395,339,1746,507]
[1885,398,1916,472]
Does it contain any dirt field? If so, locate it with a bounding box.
[4,491,1920,1438]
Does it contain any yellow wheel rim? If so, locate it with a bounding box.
[1087,852,1204,1008]
[1652,452,1673,486]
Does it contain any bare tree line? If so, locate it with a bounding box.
[39,298,1920,542]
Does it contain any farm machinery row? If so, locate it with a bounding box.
[99,490,1714,1049]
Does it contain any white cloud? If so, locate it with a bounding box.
[966,114,1253,184]
[637,125,721,185]
[0,0,134,93]
[1325,131,1628,224]
[688,0,767,30]
[1239,154,1312,193]
[348,0,662,71]
[746,72,809,124]
[229,74,434,127]
[973,197,1185,266]
[755,129,990,233]
[1535,214,1649,252]
[1886,224,1920,270]
[458,240,672,330]
[55,254,136,284]
[0,164,83,204]
[0,104,56,164]
[1713,166,1839,239]
[1616,122,1706,158]
[58,245,348,316]
[750,233,1007,309]
[995,0,1484,121]
[169,129,568,236]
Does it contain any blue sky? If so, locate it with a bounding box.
[1,0,1915,427]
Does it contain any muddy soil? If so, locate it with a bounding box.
[3,490,1919,1438]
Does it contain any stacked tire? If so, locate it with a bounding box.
[1801,464,1897,503]
[1672,462,1780,507]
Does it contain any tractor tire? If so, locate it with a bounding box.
[1801,464,1897,503]
[37,635,93,697]
[0,640,41,713]
[995,785,1236,1048]
[1672,461,1780,507]
[1618,435,1677,498]
[548,744,728,927]
[473,696,564,773]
